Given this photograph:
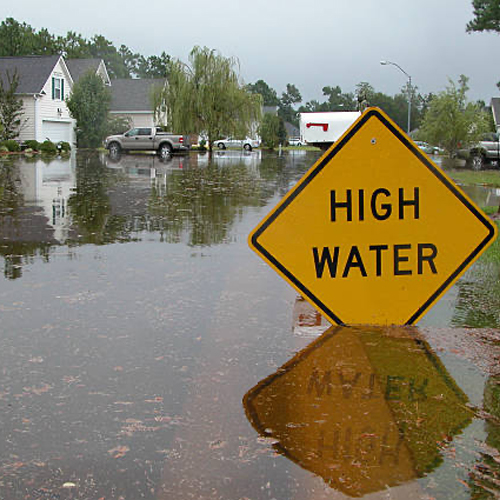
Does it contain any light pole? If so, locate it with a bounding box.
[380,60,412,134]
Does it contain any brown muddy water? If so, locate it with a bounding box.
[0,150,499,499]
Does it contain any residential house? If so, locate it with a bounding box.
[109,78,166,129]
[0,55,75,144]
[66,58,111,86]
[262,106,278,116]
[285,121,300,139]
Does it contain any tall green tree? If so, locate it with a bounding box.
[137,52,171,78]
[419,75,489,158]
[355,81,375,111]
[259,113,286,149]
[0,17,174,80]
[467,1,500,89]
[161,46,261,152]
[322,86,356,111]
[467,0,500,32]
[278,83,302,126]
[298,86,355,113]
[88,35,129,78]
[67,71,111,148]
[0,18,36,56]
[57,31,90,58]
[0,70,24,140]
[247,79,280,106]
[118,44,141,77]
[34,28,59,55]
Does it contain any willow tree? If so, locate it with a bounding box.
[160,46,262,152]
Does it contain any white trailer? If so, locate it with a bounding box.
[299,111,361,150]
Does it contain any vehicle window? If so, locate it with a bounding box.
[126,128,139,137]
[138,128,151,136]
[482,133,497,142]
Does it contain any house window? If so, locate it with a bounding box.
[52,77,64,101]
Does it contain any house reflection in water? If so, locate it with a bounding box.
[243,325,473,497]
[0,156,76,279]
[18,156,76,243]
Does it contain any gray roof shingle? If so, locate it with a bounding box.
[66,58,102,83]
[0,55,61,94]
[110,78,166,112]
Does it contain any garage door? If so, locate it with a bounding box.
[42,121,71,143]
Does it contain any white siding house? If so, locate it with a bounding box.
[109,78,166,129]
[0,55,76,144]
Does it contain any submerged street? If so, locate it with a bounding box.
[0,150,500,499]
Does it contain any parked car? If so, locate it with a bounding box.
[288,137,303,146]
[212,137,260,151]
[414,141,438,155]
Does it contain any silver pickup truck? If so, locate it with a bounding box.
[104,127,190,157]
[461,132,500,169]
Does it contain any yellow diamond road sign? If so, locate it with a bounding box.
[249,107,497,325]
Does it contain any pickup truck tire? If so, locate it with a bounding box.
[470,152,486,171]
[159,143,173,158]
[217,142,226,150]
[108,142,121,155]
[243,144,252,151]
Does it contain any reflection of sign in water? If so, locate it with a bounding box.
[243,327,473,497]
[249,108,497,325]
[292,296,331,337]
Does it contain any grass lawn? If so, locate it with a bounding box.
[447,168,500,188]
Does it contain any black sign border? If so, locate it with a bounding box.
[250,108,497,325]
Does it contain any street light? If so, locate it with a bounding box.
[380,60,412,134]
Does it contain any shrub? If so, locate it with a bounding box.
[58,141,71,152]
[40,140,57,154]
[2,139,20,152]
[24,140,40,151]
[0,146,8,154]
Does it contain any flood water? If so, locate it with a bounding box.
[0,150,500,499]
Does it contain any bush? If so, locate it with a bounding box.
[58,141,71,152]
[40,140,57,154]
[2,140,20,152]
[24,140,40,151]
[0,146,8,154]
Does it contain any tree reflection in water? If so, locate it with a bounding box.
[0,151,311,279]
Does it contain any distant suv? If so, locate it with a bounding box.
[460,132,500,170]
[104,127,190,157]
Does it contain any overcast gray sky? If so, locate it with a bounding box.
[3,0,499,104]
